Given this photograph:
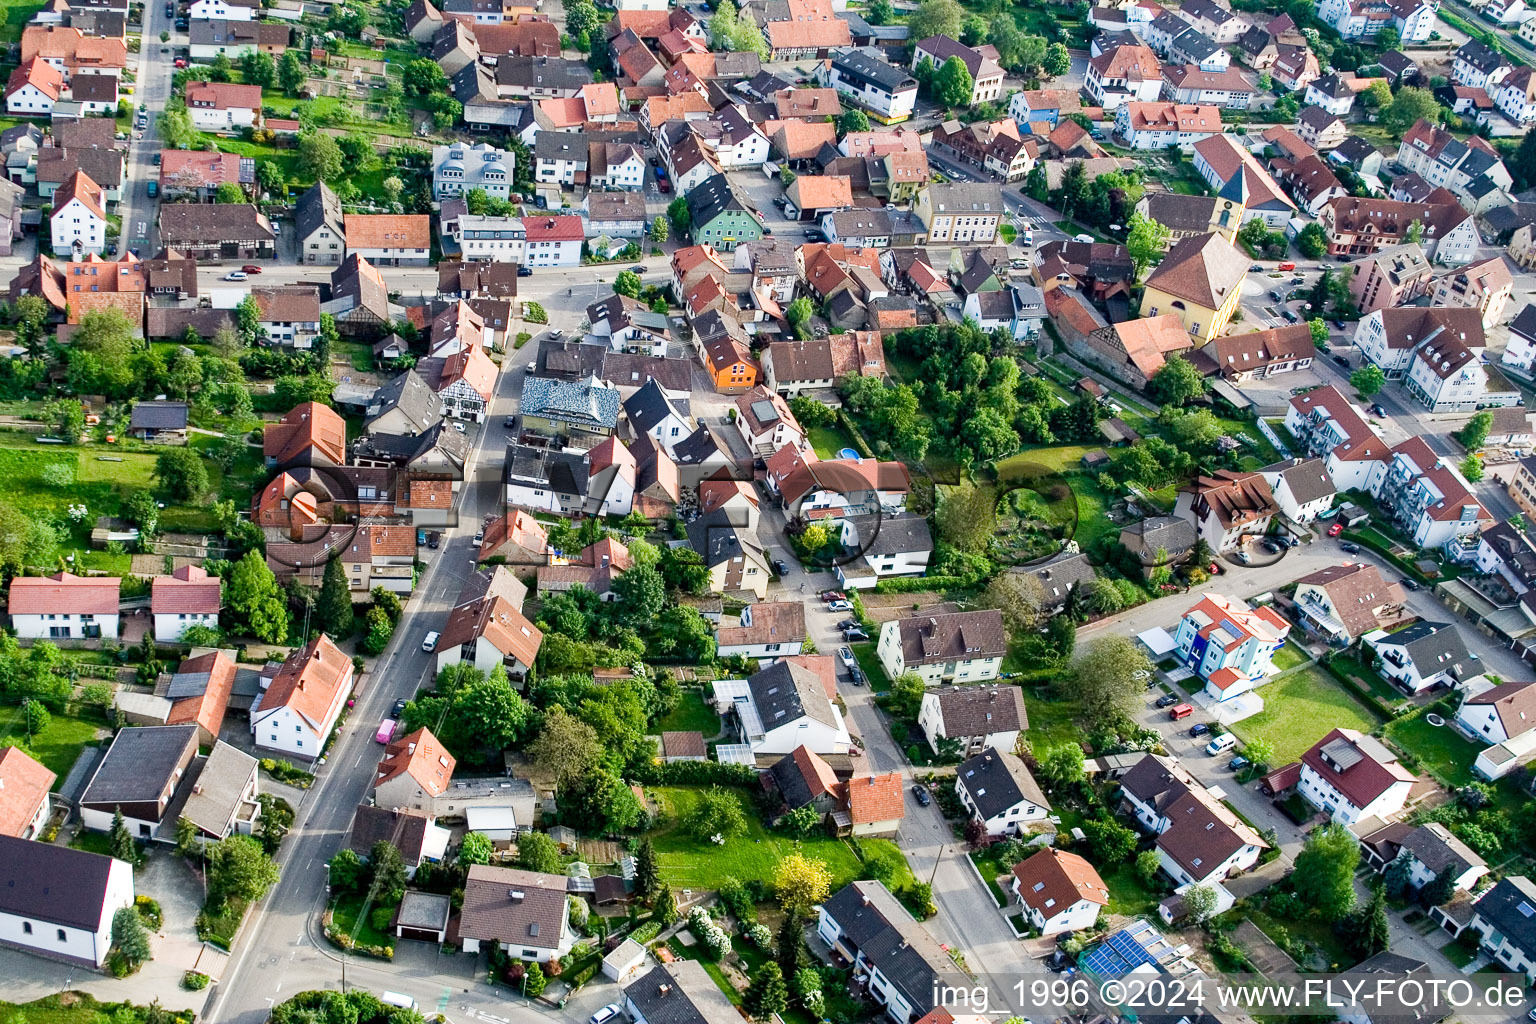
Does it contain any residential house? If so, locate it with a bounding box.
[50,168,105,257]
[158,202,275,260]
[434,567,542,679]
[1348,243,1433,314]
[624,963,747,1024]
[732,386,800,457]
[128,400,188,443]
[819,47,917,124]
[0,747,54,839]
[0,834,133,968]
[188,18,289,59]
[1496,66,1536,126]
[763,443,911,518]
[1119,515,1199,577]
[816,881,969,1024]
[1012,550,1097,613]
[151,564,220,641]
[324,254,394,334]
[1428,257,1515,329]
[9,571,118,640]
[373,726,456,814]
[78,724,198,836]
[918,685,1027,758]
[589,295,668,356]
[764,334,885,395]
[185,81,260,133]
[1173,591,1291,701]
[1296,727,1417,824]
[1365,620,1474,694]
[1086,44,1162,109]
[536,535,634,598]
[5,58,62,115]
[913,181,1003,244]
[1141,231,1246,341]
[686,173,762,252]
[1064,314,1192,389]
[177,741,261,842]
[876,609,1005,686]
[584,192,647,238]
[1453,41,1510,90]
[686,507,771,599]
[264,401,347,469]
[1291,562,1404,644]
[521,214,583,267]
[1395,119,1513,213]
[1178,470,1279,555]
[338,524,417,595]
[911,35,1003,105]
[1271,44,1321,92]
[343,214,430,267]
[250,634,354,760]
[954,747,1051,837]
[1258,456,1336,523]
[931,119,1036,182]
[504,443,591,516]
[346,804,451,875]
[715,601,807,659]
[458,865,576,958]
[20,26,126,83]
[1357,821,1487,894]
[1161,65,1257,108]
[1296,105,1347,150]
[1456,679,1536,779]
[713,659,850,756]
[433,142,513,200]
[1318,195,1479,266]
[1369,436,1493,545]
[1459,877,1536,982]
[758,0,852,60]
[763,744,843,819]
[521,374,620,449]
[1119,754,1269,885]
[1011,849,1110,936]
[1115,101,1222,150]
[832,513,933,591]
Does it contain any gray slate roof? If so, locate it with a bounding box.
[623,378,689,434]
[521,374,621,429]
[129,400,189,431]
[1379,621,1473,678]
[80,724,197,808]
[747,660,838,730]
[956,746,1050,820]
[0,833,118,930]
[624,962,741,1024]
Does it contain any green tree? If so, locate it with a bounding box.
[1038,744,1086,786]
[635,836,661,903]
[1349,884,1390,959]
[745,963,788,1020]
[935,479,996,554]
[279,51,306,93]
[297,132,345,182]
[837,107,871,135]
[154,448,209,501]
[785,296,814,340]
[984,571,1045,637]
[240,50,276,87]
[1422,864,1458,906]
[613,270,642,297]
[227,550,289,644]
[667,196,691,236]
[1461,453,1485,483]
[207,834,280,906]
[1376,24,1401,49]
[866,0,892,22]
[527,705,602,789]
[1350,364,1386,397]
[369,840,407,903]
[889,672,926,720]
[1240,737,1275,770]
[370,586,403,624]
[908,0,964,40]
[774,853,832,915]
[523,962,547,998]
[1082,816,1137,862]
[111,905,152,971]
[1042,42,1071,77]
[1457,410,1493,450]
[1296,221,1329,258]
[459,831,492,865]
[1070,635,1150,722]
[1292,822,1359,918]
[612,564,667,624]
[175,815,199,856]
[360,605,393,655]
[934,56,974,108]
[381,176,405,208]
[1182,883,1218,923]
[43,399,85,442]
[21,699,49,738]
[316,557,355,638]
[402,58,447,96]
[1381,86,1440,134]
[1362,79,1392,109]
[235,294,264,348]
[1135,849,1162,888]
[515,831,563,873]
[685,786,747,841]
[13,294,49,357]
[66,308,139,398]
[1148,354,1205,406]
[565,0,603,40]
[109,807,137,863]
[650,216,669,244]
[1125,212,1170,278]
[1309,318,1329,345]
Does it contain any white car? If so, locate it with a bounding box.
[223,270,247,281]
[421,630,440,653]
[838,645,856,669]
[590,1005,622,1024]
[453,421,466,434]
[827,599,852,612]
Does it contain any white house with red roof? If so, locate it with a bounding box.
[50,169,107,257]
[250,634,354,760]
[1297,727,1416,825]
[373,726,457,814]
[9,571,120,639]
[764,444,911,518]
[586,437,636,517]
[185,80,261,133]
[434,567,543,679]
[1173,593,1290,702]
[435,344,498,422]
[1370,436,1492,548]
[0,746,55,839]
[1283,385,1390,492]
[151,564,222,641]
[1010,848,1109,935]
[5,58,62,114]
[521,215,583,268]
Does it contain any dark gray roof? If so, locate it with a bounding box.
[1381,621,1473,678]
[0,833,119,930]
[623,378,689,434]
[820,881,967,1015]
[1331,135,1379,168]
[842,513,933,557]
[1309,72,1353,99]
[68,74,117,103]
[830,46,917,92]
[956,747,1050,820]
[1377,50,1417,76]
[1014,550,1096,608]
[366,369,442,435]
[295,181,343,247]
[507,442,589,497]
[747,660,837,731]
[159,203,273,243]
[624,962,741,1024]
[1120,515,1198,560]
[542,340,608,379]
[1456,39,1506,74]
[459,864,569,949]
[1262,456,1336,506]
[923,180,1003,214]
[348,804,433,861]
[495,55,594,91]
[80,724,197,808]
[178,742,259,838]
[685,173,750,228]
[672,423,727,467]
[1140,192,1219,232]
[453,61,498,105]
[129,400,188,431]
[685,507,764,568]
[1401,822,1485,877]
[1473,877,1536,956]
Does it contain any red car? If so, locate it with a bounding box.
[1328,521,1345,537]
[241,265,263,274]
[657,178,670,193]
[174,58,187,68]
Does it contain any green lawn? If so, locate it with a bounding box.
[329,892,395,950]
[968,849,1009,906]
[654,691,722,736]
[68,830,115,856]
[1021,691,1085,751]
[0,993,169,1024]
[198,896,248,949]
[807,423,859,460]
[0,707,103,786]
[0,0,41,41]
[1229,666,1382,766]
[648,786,865,891]
[1271,642,1311,672]
[850,642,891,691]
[1101,859,1159,918]
[1327,653,1409,708]
[998,223,1017,244]
[1441,937,1479,969]
[1384,709,1488,792]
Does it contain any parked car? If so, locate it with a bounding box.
[849,666,865,685]
[151,152,162,165]
[1401,577,1419,591]
[1340,541,1361,553]
[1189,722,1211,737]
[1328,521,1345,537]
[375,718,397,744]
[772,557,790,576]
[590,1005,622,1024]
[547,329,563,340]
[391,698,408,718]
[1370,403,1387,418]
[427,532,440,549]
[517,266,533,277]
[827,599,852,612]
[821,590,846,601]
[911,784,931,806]
[1155,694,1180,708]
[657,178,670,192]
[421,630,440,653]
[1229,755,1250,772]
[417,529,427,545]
[1261,538,1281,553]
[174,16,187,28]
[174,57,187,67]
[836,618,858,631]
[629,264,645,273]
[838,645,856,669]
[843,627,869,642]
[1168,703,1194,720]
[1331,354,1350,368]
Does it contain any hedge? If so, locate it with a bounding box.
[873,575,969,594]
[1317,656,1400,722]
[630,760,758,786]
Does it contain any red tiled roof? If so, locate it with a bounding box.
[376,726,456,797]
[0,746,55,837]
[843,771,904,825]
[262,634,353,731]
[9,571,119,615]
[165,650,236,740]
[151,563,221,615]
